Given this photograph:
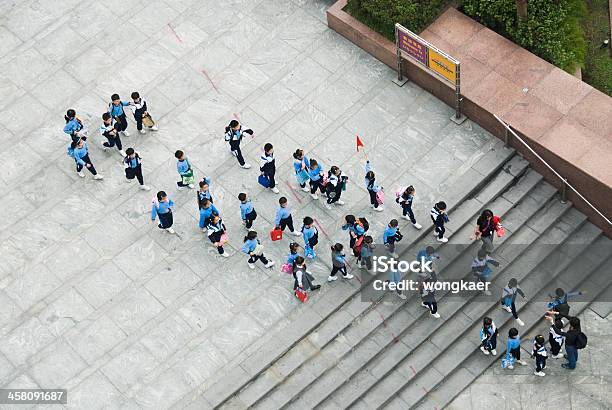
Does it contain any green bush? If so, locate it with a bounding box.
[462,0,587,72]
[346,0,448,40]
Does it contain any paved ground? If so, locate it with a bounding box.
[0,0,608,408]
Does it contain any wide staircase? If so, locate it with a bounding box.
[181,140,612,410]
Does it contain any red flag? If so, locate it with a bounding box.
[356,135,364,152]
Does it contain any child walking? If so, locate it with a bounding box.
[396,185,422,229]
[342,214,368,250]
[503,328,527,369]
[108,93,131,136]
[416,246,439,279]
[474,209,496,254]
[224,119,253,169]
[293,149,310,192]
[549,318,565,359]
[63,109,85,142]
[100,112,126,156]
[130,91,158,134]
[197,177,213,207]
[293,256,321,292]
[69,137,103,180]
[207,214,229,258]
[175,150,194,189]
[301,217,319,259]
[501,278,526,326]
[329,243,354,282]
[383,219,401,258]
[532,335,548,376]
[308,158,326,200]
[199,198,219,232]
[238,193,257,229]
[430,201,449,242]
[275,197,302,237]
[287,242,302,267]
[325,166,348,209]
[419,274,439,317]
[479,317,498,355]
[260,143,279,194]
[123,148,150,190]
[360,235,375,272]
[365,160,383,212]
[151,191,174,234]
[471,249,500,295]
[241,231,275,269]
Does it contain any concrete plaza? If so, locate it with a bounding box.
[0,0,609,408]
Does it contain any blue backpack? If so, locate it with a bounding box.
[67,145,75,158]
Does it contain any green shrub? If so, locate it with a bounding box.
[346,0,448,40]
[462,0,587,72]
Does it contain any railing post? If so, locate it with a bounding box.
[392,24,408,87]
[560,178,568,203]
[504,127,509,146]
[450,62,466,124]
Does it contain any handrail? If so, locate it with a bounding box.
[494,114,612,226]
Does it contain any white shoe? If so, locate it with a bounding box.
[335,200,345,206]
[151,125,158,131]
[118,149,126,157]
[552,353,564,359]
[431,312,440,318]
[240,163,252,169]
[221,252,230,258]
[421,302,429,308]
[327,275,338,282]
[248,263,255,270]
[264,261,275,269]
[139,184,151,191]
[166,227,175,234]
[324,203,332,210]
[271,187,280,194]
[507,365,514,370]
[202,228,207,233]
[517,360,528,366]
[484,290,492,296]
[534,371,545,377]
[300,186,309,192]
[491,349,497,356]
[291,231,302,237]
[397,292,407,300]
[402,215,411,221]
[480,346,489,355]
[413,223,422,230]
[139,129,146,134]
[516,318,525,326]
[77,171,85,178]
[186,184,194,189]
[342,274,354,280]
[502,306,512,312]
[122,130,130,137]
[310,194,319,200]
[390,252,399,258]
[374,207,384,212]
[93,174,104,180]
[436,237,448,243]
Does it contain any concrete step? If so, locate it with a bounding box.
[253,179,560,409]
[211,152,522,408]
[412,238,612,410]
[305,191,572,409]
[383,224,607,409]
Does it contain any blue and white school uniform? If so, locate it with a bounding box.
[207,219,227,254]
[241,238,270,265]
[199,203,219,230]
[308,161,325,194]
[365,161,382,208]
[108,101,130,133]
[151,198,174,229]
[294,155,309,189]
[260,151,276,189]
[64,117,84,141]
[240,200,257,228]
[70,141,98,175]
[302,225,319,258]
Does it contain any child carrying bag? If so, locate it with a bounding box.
[295,288,308,303]
[270,228,283,241]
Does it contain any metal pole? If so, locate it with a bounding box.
[504,127,509,146]
[561,178,568,203]
[455,63,461,119]
[397,47,403,82]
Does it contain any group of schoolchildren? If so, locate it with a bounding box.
[64,96,588,377]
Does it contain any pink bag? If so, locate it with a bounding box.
[220,233,229,244]
[281,263,293,274]
[375,190,384,205]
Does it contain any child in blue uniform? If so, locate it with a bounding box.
[130,91,158,134]
[241,231,274,269]
[100,112,125,156]
[275,197,302,237]
[329,243,353,282]
[501,278,526,326]
[197,177,213,207]
[480,317,497,356]
[383,219,401,258]
[503,328,527,369]
[301,217,319,259]
[199,198,219,232]
[430,201,449,242]
[69,137,103,180]
[293,149,310,192]
[260,143,279,193]
[63,109,85,142]
[308,158,325,200]
[108,93,131,136]
[175,150,194,189]
[224,119,253,169]
[123,148,150,190]
[365,160,383,212]
[238,193,257,229]
[151,191,174,234]
[532,335,547,376]
[207,214,229,258]
[396,185,422,229]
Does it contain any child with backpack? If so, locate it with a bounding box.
[532,335,547,376]
[241,231,275,269]
[108,93,131,136]
[207,214,230,258]
[325,166,348,209]
[396,185,422,229]
[238,193,257,229]
[360,235,375,272]
[175,150,194,189]
[293,256,321,293]
[260,143,279,194]
[197,177,213,207]
[545,287,583,322]
[63,109,85,142]
[419,274,439,316]
[199,198,219,232]
[100,112,126,157]
[364,160,383,212]
[69,137,103,180]
[293,149,310,193]
[503,328,527,369]
[302,217,319,259]
[308,158,326,200]
[383,219,401,258]
[416,246,439,279]
[123,148,150,190]
[471,249,500,295]
[329,243,353,282]
[430,201,449,243]
[549,318,565,359]
[130,91,158,134]
[224,119,253,169]
[501,278,526,326]
[480,317,498,355]
[151,191,174,234]
[275,197,302,237]
[342,215,368,250]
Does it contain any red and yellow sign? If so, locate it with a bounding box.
[427,48,457,83]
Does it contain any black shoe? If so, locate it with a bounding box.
[311,285,321,291]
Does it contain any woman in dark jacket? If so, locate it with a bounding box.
[562,316,581,369]
[474,209,495,253]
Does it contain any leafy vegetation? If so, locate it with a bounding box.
[581,0,612,96]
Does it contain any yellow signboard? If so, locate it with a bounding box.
[427,48,457,84]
